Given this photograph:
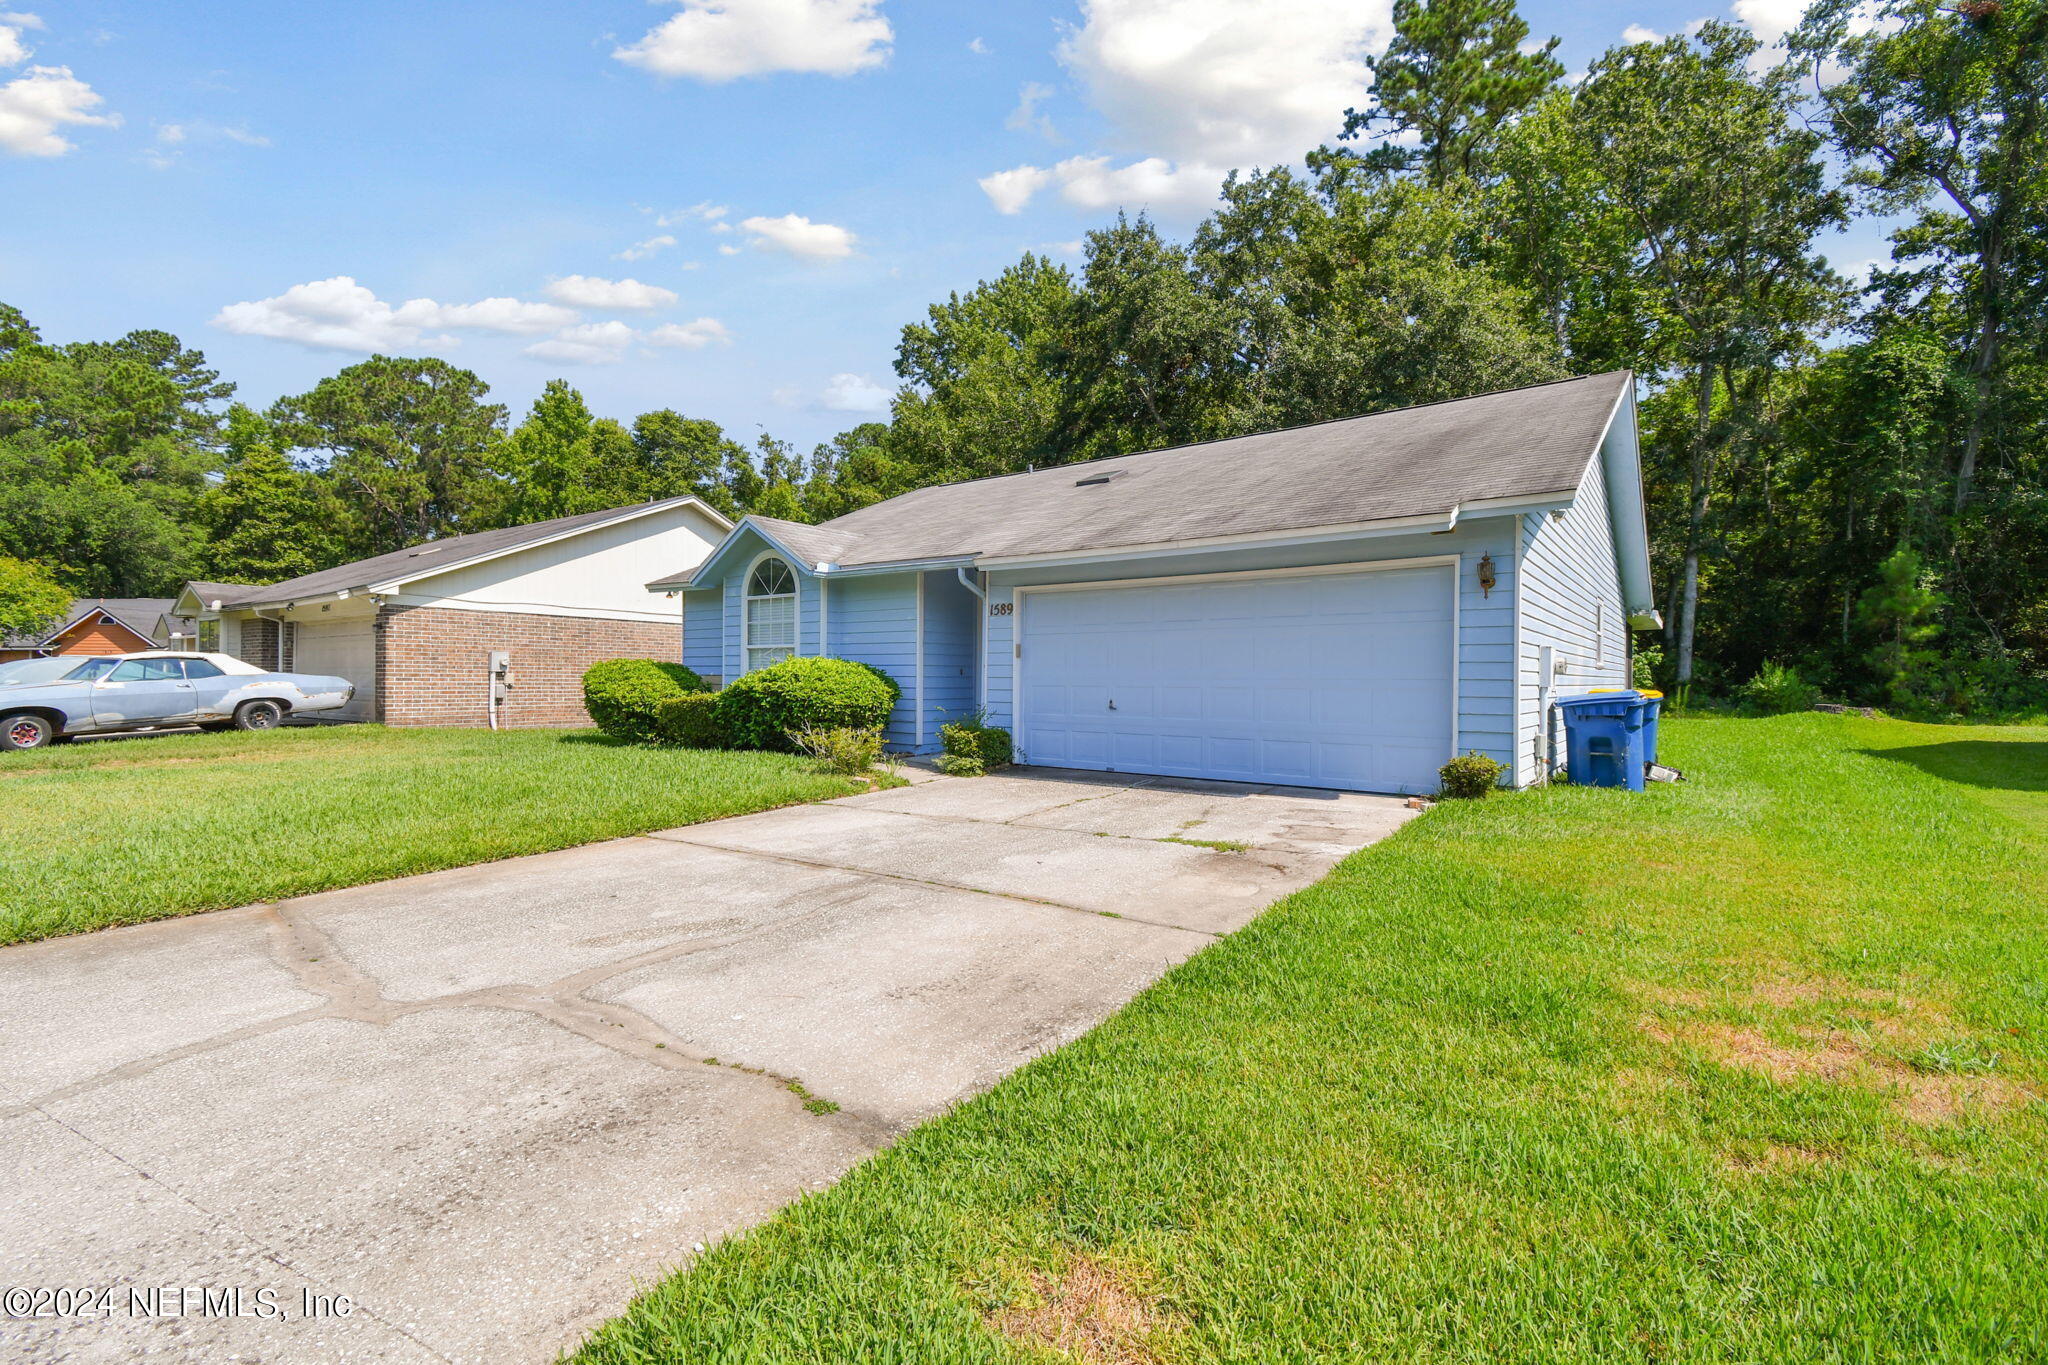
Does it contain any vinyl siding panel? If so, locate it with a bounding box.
[1516,450,1630,781]
[921,570,980,749]
[827,572,921,750]
[682,590,723,680]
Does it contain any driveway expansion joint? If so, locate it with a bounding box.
[640,831,1225,940]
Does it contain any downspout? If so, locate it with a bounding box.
[914,572,927,750]
[252,606,289,671]
[957,567,986,716]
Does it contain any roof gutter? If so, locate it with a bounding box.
[967,508,1536,572]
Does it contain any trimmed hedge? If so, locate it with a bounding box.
[583,659,707,743]
[654,692,726,748]
[714,657,901,751]
[940,719,1013,768]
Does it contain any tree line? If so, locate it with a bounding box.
[3,0,2043,715]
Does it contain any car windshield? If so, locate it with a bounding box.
[0,657,109,685]
[63,657,122,681]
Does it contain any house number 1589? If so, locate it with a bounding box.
[988,602,1014,616]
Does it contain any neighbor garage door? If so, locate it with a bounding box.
[1017,564,1454,794]
[290,619,378,721]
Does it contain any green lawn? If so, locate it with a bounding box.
[575,714,2048,1364]
[0,725,876,945]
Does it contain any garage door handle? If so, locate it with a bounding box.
[1107,699,1116,710]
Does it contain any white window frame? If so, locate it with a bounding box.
[741,552,800,674]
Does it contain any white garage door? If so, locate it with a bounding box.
[1017,565,1454,794]
[290,619,378,721]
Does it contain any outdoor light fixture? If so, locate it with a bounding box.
[1477,552,1497,598]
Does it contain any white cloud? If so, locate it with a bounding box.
[145,118,269,167]
[542,274,680,310]
[212,277,577,352]
[740,212,857,259]
[1621,23,1663,43]
[655,200,729,227]
[614,0,892,82]
[646,317,735,349]
[979,164,1054,215]
[718,243,742,255]
[0,63,118,156]
[0,12,45,67]
[416,297,577,333]
[523,321,638,366]
[1006,80,1058,140]
[1042,239,1085,256]
[968,36,989,55]
[978,0,1388,217]
[615,233,678,261]
[1730,0,1807,46]
[1060,0,1382,168]
[982,154,1223,215]
[820,372,891,412]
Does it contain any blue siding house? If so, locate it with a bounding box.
[650,373,1658,794]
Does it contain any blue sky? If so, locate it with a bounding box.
[2,0,1886,448]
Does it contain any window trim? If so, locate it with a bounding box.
[741,551,800,674]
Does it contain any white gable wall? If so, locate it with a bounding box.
[1514,445,1630,783]
[387,506,724,623]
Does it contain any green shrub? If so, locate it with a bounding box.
[583,658,707,743]
[1438,751,1505,799]
[1632,645,1664,693]
[1736,662,1820,715]
[714,657,901,751]
[935,753,986,777]
[791,725,885,775]
[654,692,725,748]
[940,715,1013,768]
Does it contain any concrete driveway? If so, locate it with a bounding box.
[0,767,1414,1364]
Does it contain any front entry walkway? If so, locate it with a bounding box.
[0,768,1413,1364]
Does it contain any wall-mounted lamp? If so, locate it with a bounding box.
[1477,552,1497,598]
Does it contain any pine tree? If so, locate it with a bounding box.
[1342,0,1564,184]
[197,406,345,584]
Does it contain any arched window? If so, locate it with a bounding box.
[744,556,798,672]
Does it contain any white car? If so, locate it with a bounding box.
[0,651,355,750]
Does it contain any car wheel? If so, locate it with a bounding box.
[2,713,55,751]
[233,700,284,732]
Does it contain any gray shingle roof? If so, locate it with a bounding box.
[659,372,1631,586]
[3,598,180,649]
[205,496,716,609]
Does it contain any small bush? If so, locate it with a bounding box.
[1439,751,1506,799]
[1736,662,1820,715]
[654,692,725,748]
[583,658,707,743]
[935,753,986,777]
[790,724,886,776]
[715,656,901,751]
[940,715,1013,768]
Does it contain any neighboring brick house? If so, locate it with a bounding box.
[175,498,730,727]
[0,598,198,663]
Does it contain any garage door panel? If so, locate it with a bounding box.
[1019,566,1454,794]
[291,621,376,722]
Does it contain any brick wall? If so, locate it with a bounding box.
[375,605,678,728]
[239,618,280,671]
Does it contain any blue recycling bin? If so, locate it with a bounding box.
[1558,691,1647,791]
[1637,690,1663,767]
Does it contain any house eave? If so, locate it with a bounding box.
[967,505,1566,572]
